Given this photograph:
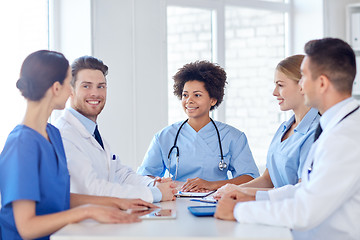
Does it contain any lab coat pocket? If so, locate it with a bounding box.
[108,155,118,181]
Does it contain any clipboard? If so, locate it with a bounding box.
[175,190,216,198]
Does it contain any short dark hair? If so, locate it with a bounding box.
[16,50,69,101]
[71,56,108,87]
[304,38,356,93]
[173,61,227,111]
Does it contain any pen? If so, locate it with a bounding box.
[203,190,216,197]
[190,199,217,204]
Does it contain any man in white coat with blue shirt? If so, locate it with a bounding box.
[56,56,176,203]
[215,38,360,240]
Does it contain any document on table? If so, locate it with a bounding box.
[175,190,216,198]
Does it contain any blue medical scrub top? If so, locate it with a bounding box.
[266,108,320,188]
[0,124,70,240]
[137,120,259,182]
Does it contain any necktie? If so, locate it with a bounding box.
[313,123,322,142]
[94,125,104,149]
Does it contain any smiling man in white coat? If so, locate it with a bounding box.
[55,56,176,203]
[214,38,360,239]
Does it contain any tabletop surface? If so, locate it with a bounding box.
[51,198,292,240]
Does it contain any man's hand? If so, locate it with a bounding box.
[214,192,238,221]
[213,183,239,200]
[153,177,172,186]
[214,190,255,221]
[215,190,256,221]
[156,181,177,201]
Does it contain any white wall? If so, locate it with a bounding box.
[50,0,92,62]
[324,0,360,40]
[292,0,324,54]
[52,0,168,170]
[292,0,360,50]
[53,0,327,171]
[91,0,168,170]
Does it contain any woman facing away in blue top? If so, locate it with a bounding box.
[214,54,320,200]
[0,50,155,240]
[137,61,259,192]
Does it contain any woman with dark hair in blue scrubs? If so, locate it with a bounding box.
[0,50,155,240]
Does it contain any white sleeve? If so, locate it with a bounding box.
[255,183,300,201]
[234,131,360,230]
[268,183,301,201]
[113,156,154,186]
[63,138,154,203]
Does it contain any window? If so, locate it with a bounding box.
[225,6,287,172]
[167,6,213,124]
[167,0,290,172]
[0,0,49,149]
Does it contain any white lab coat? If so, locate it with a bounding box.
[55,109,155,202]
[233,98,360,240]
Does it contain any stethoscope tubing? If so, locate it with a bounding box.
[167,118,226,181]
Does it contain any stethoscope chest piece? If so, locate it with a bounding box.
[168,118,227,180]
[218,160,227,171]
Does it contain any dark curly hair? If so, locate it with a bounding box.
[173,61,227,111]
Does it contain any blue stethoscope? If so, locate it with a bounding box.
[167,118,226,181]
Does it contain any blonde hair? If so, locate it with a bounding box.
[276,54,305,82]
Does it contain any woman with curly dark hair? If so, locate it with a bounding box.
[138,61,259,192]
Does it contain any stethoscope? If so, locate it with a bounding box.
[167,118,226,181]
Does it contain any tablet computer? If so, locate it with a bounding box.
[188,206,216,217]
[131,208,176,220]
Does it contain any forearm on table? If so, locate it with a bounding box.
[239,176,274,188]
[239,169,274,188]
[70,193,117,208]
[13,200,91,240]
[211,175,254,190]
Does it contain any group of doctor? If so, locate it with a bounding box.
[0,36,359,240]
[214,38,360,240]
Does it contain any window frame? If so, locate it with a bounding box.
[166,0,293,122]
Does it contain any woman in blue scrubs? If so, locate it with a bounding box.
[137,61,259,192]
[0,50,155,240]
[214,55,320,199]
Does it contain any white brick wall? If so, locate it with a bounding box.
[167,7,213,123]
[167,6,289,173]
[225,7,286,172]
